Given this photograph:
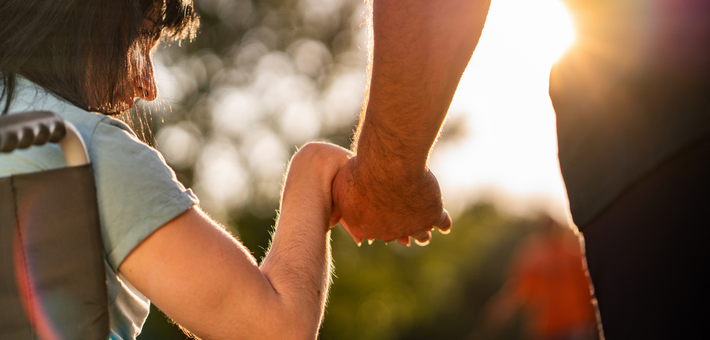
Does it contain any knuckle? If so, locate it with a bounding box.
[296,142,324,157]
[293,142,330,166]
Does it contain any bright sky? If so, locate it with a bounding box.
[429,0,576,221]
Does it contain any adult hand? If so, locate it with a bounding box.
[331,155,452,246]
[328,0,488,246]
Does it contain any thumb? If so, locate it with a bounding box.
[329,204,342,228]
[339,218,364,246]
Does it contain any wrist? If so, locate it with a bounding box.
[356,123,430,176]
[280,173,332,227]
[280,143,350,229]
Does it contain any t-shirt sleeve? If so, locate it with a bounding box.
[89,118,199,272]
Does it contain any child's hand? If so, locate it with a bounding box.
[282,142,352,230]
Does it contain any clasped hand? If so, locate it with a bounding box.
[331,155,451,246]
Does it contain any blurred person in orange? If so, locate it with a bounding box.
[484,216,596,340]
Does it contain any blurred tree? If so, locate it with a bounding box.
[137,0,370,222]
[320,203,534,340]
[134,0,542,339]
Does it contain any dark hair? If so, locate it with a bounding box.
[0,0,199,115]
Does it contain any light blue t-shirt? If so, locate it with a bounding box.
[0,77,199,339]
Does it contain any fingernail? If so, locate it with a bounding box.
[367,239,374,245]
[356,241,362,247]
[439,228,451,235]
[414,239,430,246]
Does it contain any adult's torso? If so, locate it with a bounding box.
[550,0,710,227]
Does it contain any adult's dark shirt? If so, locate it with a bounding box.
[550,0,710,227]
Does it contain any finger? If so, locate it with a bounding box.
[397,236,410,247]
[412,230,432,246]
[339,218,364,246]
[434,209,453,234]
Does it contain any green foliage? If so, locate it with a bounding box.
[137,304,193,340]
[147,0,368,218]
[230,205,280,260]
[320,203,532,340]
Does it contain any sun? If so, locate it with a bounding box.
[534,0,576,65]
[479,0,577,67]
[433,0,578,220]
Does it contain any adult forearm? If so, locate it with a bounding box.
[329,0,487,243]
[356,0,490,170]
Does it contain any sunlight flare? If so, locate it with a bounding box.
[433,0,578,220]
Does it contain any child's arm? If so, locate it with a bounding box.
[119,142,350,340]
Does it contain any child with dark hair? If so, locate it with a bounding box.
[0,1,349,339]
[1,0,198,114]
